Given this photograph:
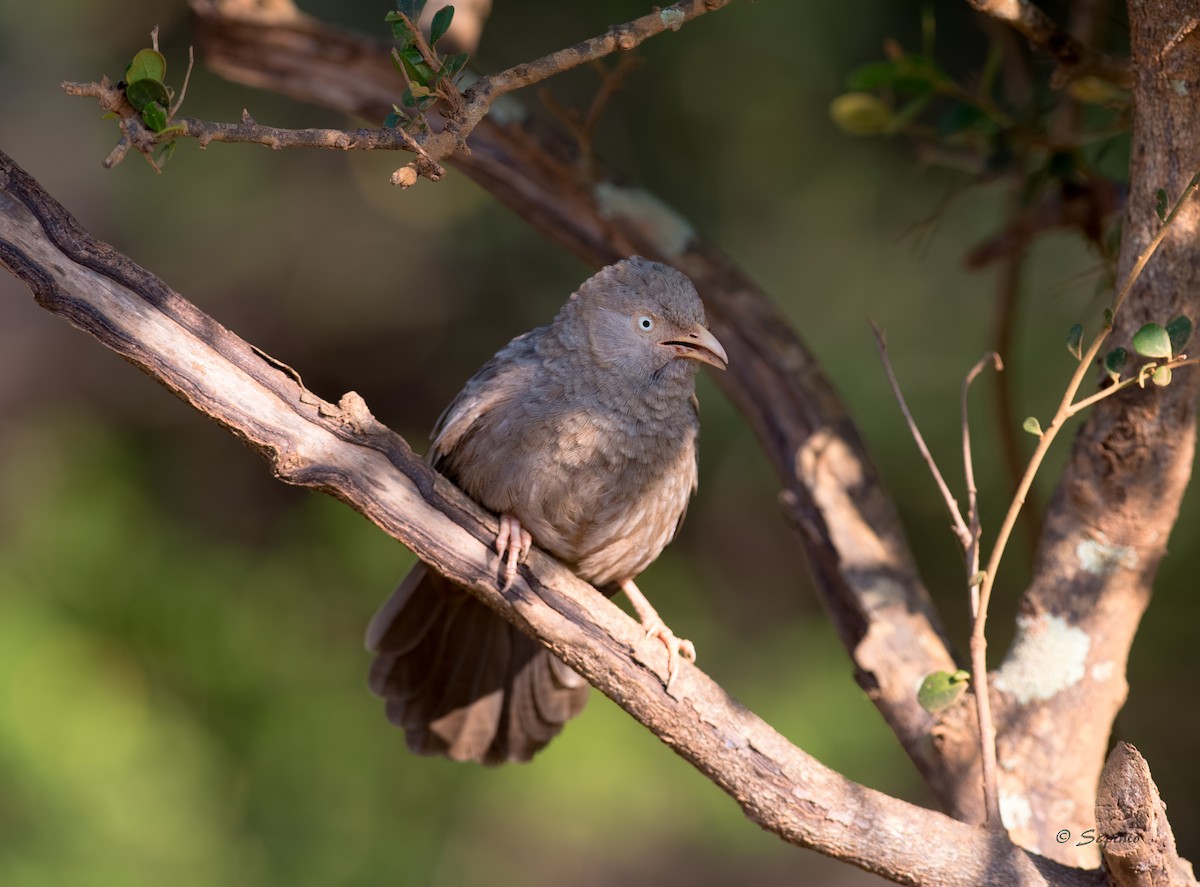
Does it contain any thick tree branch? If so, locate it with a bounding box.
[990,0,1200,866]
[0,148,1103,887]
[187,0,986,823]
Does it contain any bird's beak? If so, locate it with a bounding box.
[662,325,729,370]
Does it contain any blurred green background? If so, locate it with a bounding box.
[1,1,1196,885]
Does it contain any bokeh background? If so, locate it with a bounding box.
[1,1,1196,885]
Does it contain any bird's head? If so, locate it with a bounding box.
[562,257,728,386]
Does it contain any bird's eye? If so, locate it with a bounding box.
[636,315,655,332]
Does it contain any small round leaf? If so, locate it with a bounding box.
[141,101,169,132]
[1132,323,1173,359]
[125,78,170,111]
[1152,365,1173,387]
[1066,323,1083,361]
[126,48,166,83]
[1023,417,1043,437]
[1155,188,1169,222]
[918,670,970,714]
[829,93,892,136]
[1166,314,1193,355]
[1104,346,1128,381]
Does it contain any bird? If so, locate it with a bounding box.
[365,256,728,764]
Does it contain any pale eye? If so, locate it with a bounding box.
[636,315,655,332]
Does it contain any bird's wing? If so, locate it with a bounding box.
[668,393,702,541]
[428,329,543,472]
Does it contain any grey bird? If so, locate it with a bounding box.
[365,256,728,764]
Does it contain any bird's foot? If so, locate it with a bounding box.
[641,617,696,689]
[495,513,532,591]
[620,578,695,689]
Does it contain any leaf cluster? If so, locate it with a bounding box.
[384,1,469,132]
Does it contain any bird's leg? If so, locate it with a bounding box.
[495,513,532,591]
[619,578,695,688]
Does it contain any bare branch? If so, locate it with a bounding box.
[0,147,1103,887]
[872,321,972,549]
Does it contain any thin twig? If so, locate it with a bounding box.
[65,0,736,184]
[62,79,450,177]
[981,175,1200,614]
[968,178,1200,826]
[1112,175,1200,314]
[871,321,972,548]
[962,351,1002,615]
[960,351,1004,824]
[539,54,643,175]
[963,0,1129,87]
[169,46,195,117]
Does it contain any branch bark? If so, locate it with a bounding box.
[0,147,1102,887]
[1097,743,1196,886]
[187,0,988,824]
[988,0,1200,867]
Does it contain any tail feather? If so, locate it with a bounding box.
[366,563,590,764]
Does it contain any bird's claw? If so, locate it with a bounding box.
[642,618,696,689]
[495,513,532,591]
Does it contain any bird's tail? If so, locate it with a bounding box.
[365,562,590,764]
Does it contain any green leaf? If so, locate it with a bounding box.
[1023,416,1043,438]
[383,108,405,129]
[141,101,169,132]
[1166,314,1193,355]
[125,78,170,111]
[395,0,427,20]
[1155,188,1169,222]
[1103,307,1114,330]
[399,46,435,84]
[1104,347,1128,381]
[126,48,166,83]
[440,52,468,81]
[1066,323,1083,361]
[918,670,970,714]
[429,4,454,47]
[829,92,892,136]
[385,11,418,45]
[1152,365,1173,387]
[1132,322,1173,359]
